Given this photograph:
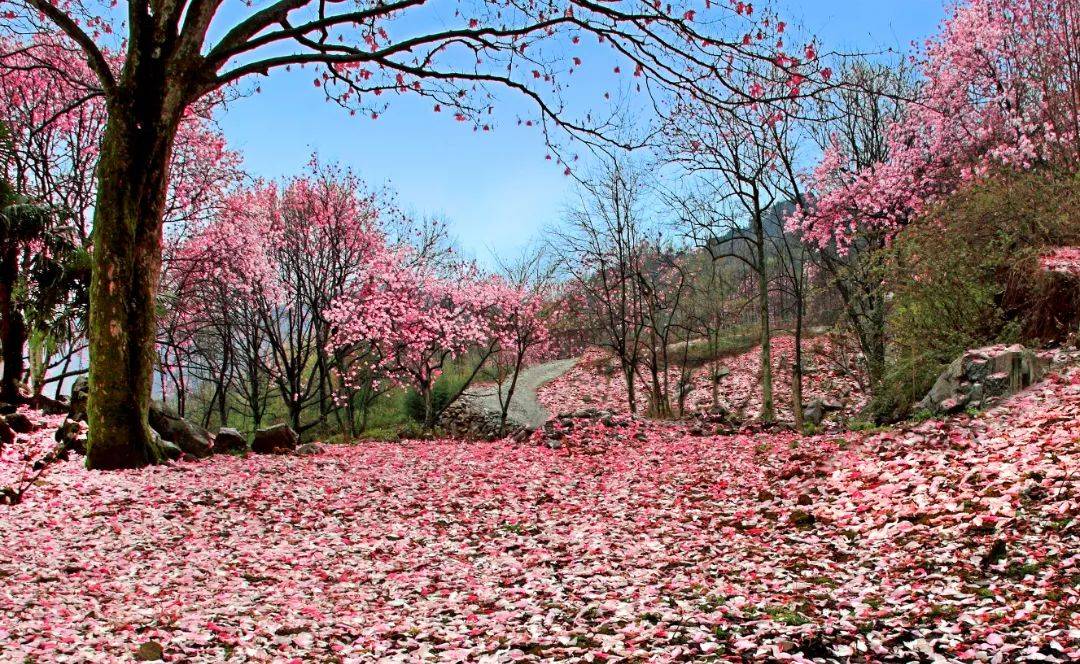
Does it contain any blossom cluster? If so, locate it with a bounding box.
[791,0,1080,251]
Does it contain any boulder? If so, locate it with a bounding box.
[803,400,826,426]
[918,344,1047,414]
[803,398,844,426]
[54,418,86,455]
[252,423,299,454]
[4,412,36,433]
[150,431,182,461]
[68,376,89,422]
[214,427,248,454]
[148,404,214,458]
[296,442,325,456]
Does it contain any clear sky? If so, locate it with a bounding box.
[215,1,946,265]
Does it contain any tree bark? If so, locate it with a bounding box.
[85,101,182,469]
[792,288,805,430]
[754,213,774,423]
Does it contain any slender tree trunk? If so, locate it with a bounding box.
[85,99,182,469]
[792,288,805,430]
[0,245,26,403]
[499,348,527,436]
[754,216,774,423]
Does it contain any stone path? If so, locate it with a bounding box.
[464,358,577,429]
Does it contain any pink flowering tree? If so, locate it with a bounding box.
[792,0,1080,252]
[482,285,550,434]
[327,258,527,431]
[164,163,386,432]
[2,0,817,467]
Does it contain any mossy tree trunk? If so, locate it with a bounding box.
[84,44,190,468]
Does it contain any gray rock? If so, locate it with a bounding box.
[69,376,89,422]
[54,417,86,455]
[150,431,182,461]
[296,442,325,456]
[214,427,248,454]
[803,399,826,426]
[918,344,1046,414]
[252,423,299,454]
[148,404,214,458]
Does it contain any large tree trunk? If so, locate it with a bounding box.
[0,244,27,403]
[85,101,182,469]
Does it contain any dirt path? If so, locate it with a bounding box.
[465,358,577,428]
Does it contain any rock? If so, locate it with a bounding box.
[252,423,299,454]
[796,493,814,506]
[803,399,826,426]
[296,442,325,456]
[214,427,248,454]
[133,640,164,661]
[150,431,182,461]
[4,412,36,433]
[803,398,844,427]
[0,417,14,448]
[918,344,1047,414]
[148,404,214,458]
[68,376,89,422]
[54,418,86,455]
[440,398,528,441]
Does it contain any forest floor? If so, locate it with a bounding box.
[465,358,578,429]
[0,347,1077,662]
[538,335,868,428]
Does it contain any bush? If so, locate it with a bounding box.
[405,384,447,424]
[870,168,1080,422]
[403,370,474,425]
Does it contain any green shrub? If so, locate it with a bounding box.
[403,369,474,425]
[870,168,1080,422]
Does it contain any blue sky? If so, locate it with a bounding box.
[215,1,946,265]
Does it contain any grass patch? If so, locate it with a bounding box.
[763,605,811,626]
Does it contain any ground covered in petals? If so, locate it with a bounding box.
[539,335,867,425]
[1,365,1077,662]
